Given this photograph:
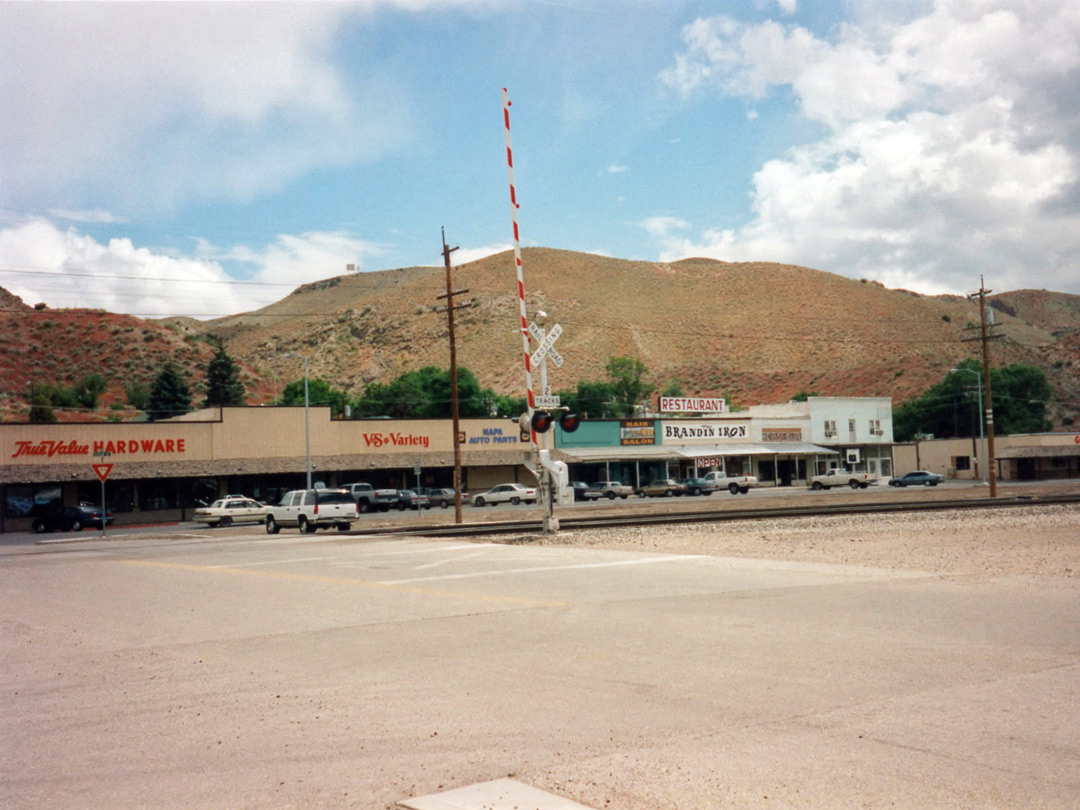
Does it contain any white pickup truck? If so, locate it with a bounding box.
[703,470,761,495]
[265,488,359,534]
[809,468,877,490]
[341,482,399,513]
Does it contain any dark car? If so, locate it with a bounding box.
[32,505,114,534]
[676,477,720,496]
[394,490,432,510]
[568,481,591,501]
[889,470,945,487]
[419,487,462,509]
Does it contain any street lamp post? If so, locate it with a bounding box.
[951,367,987,486]
[283,353,312,490]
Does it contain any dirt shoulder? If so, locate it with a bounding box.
[533,503,1080,578]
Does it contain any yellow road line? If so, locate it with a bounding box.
[120,560,567,608]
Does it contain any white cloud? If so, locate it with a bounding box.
[49,210,128,225]
[639,216,691,238]
[607,165,628,174]
[0,3,410,214]
[0,219,378,319]
[656,1,1080,295]
[452,243,514,266]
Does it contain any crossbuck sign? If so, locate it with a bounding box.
[528,322,564,369]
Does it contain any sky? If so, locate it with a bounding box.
[1,0,1078,319]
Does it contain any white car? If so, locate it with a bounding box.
[193,496,267,527]
[471,483,538,507]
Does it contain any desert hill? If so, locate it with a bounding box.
[3,249,1078,426]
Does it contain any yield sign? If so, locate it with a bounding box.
[92,463,113,483]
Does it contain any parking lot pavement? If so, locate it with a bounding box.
[2,529,1077,810]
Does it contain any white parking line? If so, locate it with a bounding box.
[207,556,338,569]
[382,554,705,585]
[411,550,491,570]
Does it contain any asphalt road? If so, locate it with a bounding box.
[2,508,1078,810]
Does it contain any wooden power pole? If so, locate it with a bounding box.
[964,277,1002,497]
[437,229,470,523]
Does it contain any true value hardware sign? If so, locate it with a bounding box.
[9,436,190,461]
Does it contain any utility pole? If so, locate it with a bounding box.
[963,277,1002,497]
[437,228,470,524]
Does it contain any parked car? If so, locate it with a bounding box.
[341,482,399,512]
[419,487,462,509]
[471,483,538,507]
[394,490,432,510]
[583,481,635,500]
[677,477,720,496]
[193,496,267,527]
[265,489,358,534]
[568,481,591,501]
[636,479,687,498]
[810,468,878,490]
[32,504,114,533]
[703,470,761,494]
[889,470,945,487]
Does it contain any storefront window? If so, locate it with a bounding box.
[184,478,220,508]
[139,479,180,511]
[78,481,134,513]
[5,485,61,518]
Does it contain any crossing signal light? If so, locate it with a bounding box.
[530,410,581,434]
[531,410,555,433]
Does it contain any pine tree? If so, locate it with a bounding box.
[203,346,246,407]
[147,363,193,421]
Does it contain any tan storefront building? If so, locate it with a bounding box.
[892,432,1080,482]
[2,407,531,532]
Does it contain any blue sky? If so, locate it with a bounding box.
[1,0,1078,318]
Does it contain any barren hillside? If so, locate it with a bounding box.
[3,250,1078,426]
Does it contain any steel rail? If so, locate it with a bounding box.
[367,493,1080,538]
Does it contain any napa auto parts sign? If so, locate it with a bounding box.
[10,437,188,459]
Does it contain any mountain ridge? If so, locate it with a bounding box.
[3,249,1078,427]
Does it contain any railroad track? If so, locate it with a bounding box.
[371,492,1080,538]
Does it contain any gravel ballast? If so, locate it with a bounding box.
[530,503,1080,578]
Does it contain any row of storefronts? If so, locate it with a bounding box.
[1,397,894,531]
[4,396,1077,531]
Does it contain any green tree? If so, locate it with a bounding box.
[557,380,617,419]
[146,363,193,421]
[125,381,151,411]
[73,373,108,410]
[351,366,500,419]
[203,346,246,407]
[29,389,57,423]
[892,361,1053,442]
[280,378,347,418]
[660,379,685,398]
[993,364,1053,434]
[606,356,654,417]
[41,383,78,410]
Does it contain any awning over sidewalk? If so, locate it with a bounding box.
[675,442,838,458]
[556,446,682,462]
